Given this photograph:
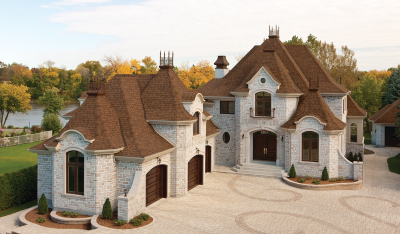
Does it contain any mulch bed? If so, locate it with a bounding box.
[96,211,153,229]
[55,211,90,219]
[25,208,91,230]
[364,148,375,155]
[288,177,357,185]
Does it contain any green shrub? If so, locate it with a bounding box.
[289,164,296,178]
[36,217,46,223]
[41,113,63,134]
[23,126,29,129]
[71,213,79,218]
[357,152,363,162]
[321,166,329,181]
[139,213,150,221]
[62,211,70,217]
[0,165,37,211]
[338,177,345,181]
[20,130,27,135]
[329,178,337,182]
[31,125,43,134]
[348,152,354,162]
[113,219,126,226]
[306,175,312,180]
[10,131,16,137]
[130,217,142,226]
[7,125,14,129]
[38,193,48,215]
[312,179,321,185]
[102,198,113,219]
[297,178,306,183]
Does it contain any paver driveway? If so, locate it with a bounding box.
[2,146,400,234]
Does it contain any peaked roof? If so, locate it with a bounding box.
[347,95,367,117]
[369,99,400,124]
[140,68,197,121]
[199,36,349,96]
[281,89,346,131]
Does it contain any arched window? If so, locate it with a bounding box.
[302,131,319,162]
[66,151,84,195]
[255,92,271,116]
[351,123,357,142]
[193,112,200,135]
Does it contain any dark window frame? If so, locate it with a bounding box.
[350,123,357,142]
[302,131,319,162]
[193,112,200,135]
[223,132,230,143]
[220,101,235,114]
[66,151,84,195]
[255,92,272,116]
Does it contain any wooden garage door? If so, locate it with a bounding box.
[146,165,166,206]
[385,126,400,147]
[188,155,203,191]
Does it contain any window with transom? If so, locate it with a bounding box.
[193,112,200,135]
[255,92,272,116]
[302,131,319,162]
[66,151,85,195]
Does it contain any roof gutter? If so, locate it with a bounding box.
[147,119,197,126]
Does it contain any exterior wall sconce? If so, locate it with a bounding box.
[157,157,161,164]
[196,147,200,155]
[281,136,284,142]
[242,134,244,139]
[124,189,127,197]
[205,140,209,145]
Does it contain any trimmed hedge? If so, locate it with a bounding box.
[0,165,37,211]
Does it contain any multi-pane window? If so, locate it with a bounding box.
[193,112,200,135]
[220,101,235,114]
[351,123,357,142]
[66,151,84,195]
[255,92,271,116]
[302,131,319,162]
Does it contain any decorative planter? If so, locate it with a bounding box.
[50,211,91,225]
[282,177,363,190]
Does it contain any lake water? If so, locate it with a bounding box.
[5,103,80,128]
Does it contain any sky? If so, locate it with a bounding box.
[1,0,399,71]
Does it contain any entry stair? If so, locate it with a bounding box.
[231,162,287,178]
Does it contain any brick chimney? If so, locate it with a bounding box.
[214,56,229,79]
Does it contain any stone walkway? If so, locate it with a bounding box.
[1,145,400,234]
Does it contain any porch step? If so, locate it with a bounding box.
[231,163,287,178]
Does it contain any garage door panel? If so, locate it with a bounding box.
[146,165,166,206]
[385,127,400,147]
[188,155,203,191]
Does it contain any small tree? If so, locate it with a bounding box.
[38,193,48,215]
[0,83,32,128]
[41,113,63,133]
[37,87,65,117]
[289,164,296,178]
[321,166,329,181]
[348,152,354,162]
[356,152,363,162]
[102,198,112,219]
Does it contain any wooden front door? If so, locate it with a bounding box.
[188,155,203,191]
[253,131,277,161]
[385,126,400,147]
[205,146,211,173]
[146,165,166,206]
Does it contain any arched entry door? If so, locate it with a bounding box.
[146,165,167,206]
[188,155,203,191]
[253,131,277,161]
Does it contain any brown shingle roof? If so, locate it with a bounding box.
[200,37,349,96]
[347,95,367,117]
[203,109,211,117]
[78,91,87,99]
[371,99,400,124]
[369,104,391,121]
[206,120,219,136]
[141,68,196,121]
[63,108,78,117]
[281,89,346,131]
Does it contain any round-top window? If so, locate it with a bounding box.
[260,78,266,83]
[223,132,230,143]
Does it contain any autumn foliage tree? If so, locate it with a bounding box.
[176,60,215,89]
[0,83,32,128]
[101,55,134,82]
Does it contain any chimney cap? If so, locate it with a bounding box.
[214,56,229,69]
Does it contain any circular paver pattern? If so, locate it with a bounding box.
[228,175,302,202]
[235,211,352,234]
[339,196,400,228]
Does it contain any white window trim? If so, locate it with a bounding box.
[62,147,88,198]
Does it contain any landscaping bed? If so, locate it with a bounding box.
[96,211,153,229]
[287,177,357,185]
[282,176,362,190]
[55,211,90,219]
[25,208,91,230]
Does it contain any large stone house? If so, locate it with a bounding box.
[29,28,366,221]
[369,99,400,147]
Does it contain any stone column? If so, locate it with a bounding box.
[353,162,363,180]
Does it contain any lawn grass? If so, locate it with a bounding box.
[387,153,400,175]
[0,141,42,176]
[0,199,37,217]
[364,132,372,145]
